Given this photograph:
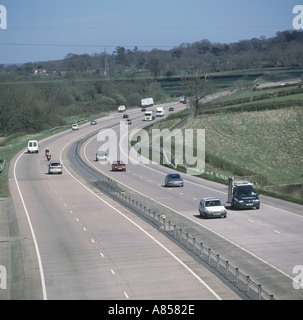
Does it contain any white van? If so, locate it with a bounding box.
[27,140,39,153]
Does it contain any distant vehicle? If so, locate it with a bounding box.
[227,178,260,210]
[165,173,184,187]
[169,107,174,111]
[48,161,63,174]
[141,107,146,112]
[199,197,227,218]
[27,140,39,153]
[72,123,79,130]
[118,105,126,112]
[112,160,126,171]
[90,120,97,125]
[96,150,107,161]
[180,96,187,104]
[141,98,154,108]
[123,114,129,118]
[144,110,156,121]
[156,106,165,117]
[126,119,132,125]
[45,148,50,157]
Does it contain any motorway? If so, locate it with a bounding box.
[80,104,303,300]
[7,103,241,300]
[7,101,303,300]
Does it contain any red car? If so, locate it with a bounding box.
[111,160,126,171]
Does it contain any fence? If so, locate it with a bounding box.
[69,136,275,300]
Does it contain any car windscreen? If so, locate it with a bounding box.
[205,200,221,207]
[50,162,61,166]
[168,174,181,179]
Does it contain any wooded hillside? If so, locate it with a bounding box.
[1,30,303,136]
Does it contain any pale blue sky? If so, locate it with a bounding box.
[0,0,299,64]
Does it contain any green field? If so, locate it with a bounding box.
[184,107,302,185]
[154,82,303,202]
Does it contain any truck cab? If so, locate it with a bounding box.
[227,178,260,210]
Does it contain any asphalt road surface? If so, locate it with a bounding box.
[7,104,241,300]
[7,102,303,300]
[81,105,303,300]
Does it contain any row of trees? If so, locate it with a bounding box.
[1,30,303,79]
[1,30,303,136]
[0,80,165,136]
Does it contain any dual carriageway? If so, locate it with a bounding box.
[4,101,303,300]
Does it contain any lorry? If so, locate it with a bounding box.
[180,96,187,104]
[144,110,156,121]
[141,98,154,108]
[227,177,260,210]
[156,106,165,117]
[118,105,126,112]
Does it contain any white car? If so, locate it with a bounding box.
[96,150,107,161]
[27,140,39,153]
[199,197,227,218]
[72,123,79,130]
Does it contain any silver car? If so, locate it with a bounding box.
[199,197,227,218]
[48,161,63,174]
[165,173,184,187]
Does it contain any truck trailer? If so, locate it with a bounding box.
[141,98,154,108]
[118,105,126,112]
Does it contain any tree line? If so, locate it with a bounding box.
[0,29,303,136]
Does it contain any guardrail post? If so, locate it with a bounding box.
[216,254,220,270]
[235,268,239,283]
[200,243,203,258]
[174,225,177,238]
[180,229,183,242]
[258,284,262,300]
[186,233,189,246]
[246,276,250,293]
[193,238,196,252]
[226,261,229,276]
[208,248,211,263]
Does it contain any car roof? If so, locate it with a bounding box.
[201,197,220,201]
